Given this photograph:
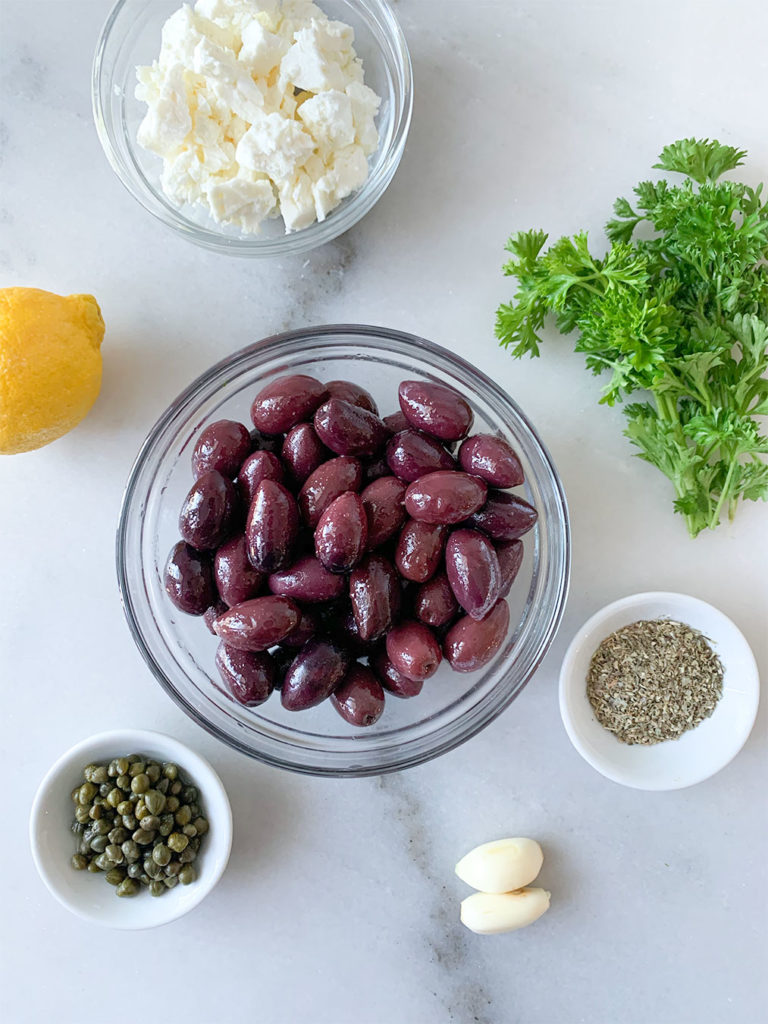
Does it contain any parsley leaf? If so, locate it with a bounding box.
[495,138,768,536]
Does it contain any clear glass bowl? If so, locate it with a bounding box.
[116,327,571,776]
[92,0,412,256]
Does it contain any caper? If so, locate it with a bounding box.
[83,763,99,782]
[74,805,91,824]
[165,796,180,813]
[165,860,182,877]
[163,763,179,781]
[163,875,178,889]
[71,854,88,870]
[182,824,197,838]
[134,800,148,820]
[138,873,151,886]
[170,780,182,796]
[105,787,121,808]
[127,862,143,879]
[182,786,197,803]
[105,868,126,886]
[159,815,174,837]
[126,753,142,764]
[144,858,162,879]
[175,805,192,826]
[179,865,196,886]
[149,880,166,897]
[122,814,138,830]
[128,761,146,777]
[116,878,139,898]
[132,828,155,845]
[140,815,160,831]
[152,844,171,866]
[131,773,150,794]
[117,774,131,791]
[86,804,102,821]
[144,790,166,815]
[95,819,112,835]
[108,827,128,845]
[78,838,91,856]
[168,832,189,853]
[105,844,124,864]
[122,840,140,862]
[146,764,161,783]
[179,847,197,864]
[156,778,170,795]
[87,860,103,873]
[90,835,108,854]
[116,800,133,816]
[193,817,209,836]
[78,782,97,804]
[71,821,85,835]
[188,803,200,818]
[99,782,112,797]
[107,760,119,778]
[94,853,113,871]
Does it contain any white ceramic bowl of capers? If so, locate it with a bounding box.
[29,729,232,929]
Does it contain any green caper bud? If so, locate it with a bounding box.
[182,786,197,803]
[78,782,97,804]
[108,827,128,845]
[78,838,91,855]
[74,805,91,824]
[165,860,182,877]
[115,757,130,775]
[156,778,170,795]
[175,805,192,826]
[178,865,197,886]
[140,815,160,831]
[144,790,166,815]
[152,844,171,866]
[105,844,124,864]
[159,814,174,836]
[134,800,148,820]
[163,763,179,780]
[168,832,189,853]
[105,868,126,886]
[144,858,162,879]
[116,878,139,898]
[121,840,140,862]
[165,796,180,813]
[94,853,113,871]
[90,835,108,854]
[71,821,85,835]
[95,818,112,835]
[170,780,182,796]
[179,847,197,864]
[93,765,109,784]
[105,788,121,808]
[146,764,161,783]
[149,880,166,897]
[98,782,112,797]
[188,803,200,818]
[163,875,178,889]
[182,824,197,837]
[127,862,143,879]
[88,804,103,821]
[87,860,103,873]
[117,774,131,791]
[132,828,155,845]
[131,773,150,794]
[128,761,146,777]
[193,817,209,836]
[83,763,99,782]
[126,753,142,764]
[71,786,82,803]
[139,873,151,886]
[71,854,88,871]
[107,760,119,777]
[116,800,133,816]
[122,814,138,830]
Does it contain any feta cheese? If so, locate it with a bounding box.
[135,0,381,235]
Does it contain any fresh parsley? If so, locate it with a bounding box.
[496,138,768,537]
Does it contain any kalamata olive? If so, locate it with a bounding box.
[331,664,385,727]
[363,454,390,483]
[246,479,299,572]
[315,491,368,572]
[332,607,379,655]
[349,553,401,641]
[443,599,510,672]
[371,648,424,698]
[467,490,538,540]
[314,399,391,457]
[383,410,409,433]
[385,429,456,482]
[213,596,300,651]
[192,419,252,479]
[445,528,502,620]
[299,456,363,528]
[398,380,474,441]
[214,534,263,607]
[164,542,215,615]
[496,539,524,597]
[236,450,285,506]
[395,520,446,583]
[268,555,346,602]
[250,374,329,435]
[361,476,407,548]
[404,471,486,525]
[280,607,320,648]
[458,434,524,488]
[203,599,228,634]
[281,423,329,485]
[179,470,239,550]
[215,643,275,706]
[281,638,352,711]
[413,572,459,628]
[326,380,378,414]
[269,646,295,689]
[386,620,442,681]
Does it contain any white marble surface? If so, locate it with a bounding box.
[1,1,767,1021]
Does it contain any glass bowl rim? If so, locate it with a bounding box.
[91,0,414,257]
[116,324,571,776]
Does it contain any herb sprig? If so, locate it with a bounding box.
[496,139,768,536]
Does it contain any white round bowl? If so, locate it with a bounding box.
[559,592,760,791]
[30,729,233,928]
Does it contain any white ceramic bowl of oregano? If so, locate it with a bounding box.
[559,592,759,790]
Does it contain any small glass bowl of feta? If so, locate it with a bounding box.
[93,0,412,256]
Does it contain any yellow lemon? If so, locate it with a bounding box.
[0,287,105,454]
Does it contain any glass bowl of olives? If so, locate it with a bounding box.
[116,326,570,776]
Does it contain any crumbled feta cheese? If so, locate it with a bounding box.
[135,0,381,235]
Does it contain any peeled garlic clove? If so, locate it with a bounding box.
[455,837,543,893]
[460,888,550,935]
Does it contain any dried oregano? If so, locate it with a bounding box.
[586,619,724,745]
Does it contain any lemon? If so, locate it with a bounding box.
[0,287,105,454]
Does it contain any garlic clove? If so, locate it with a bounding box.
[455,837,543,893]
[460,887,551,935]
